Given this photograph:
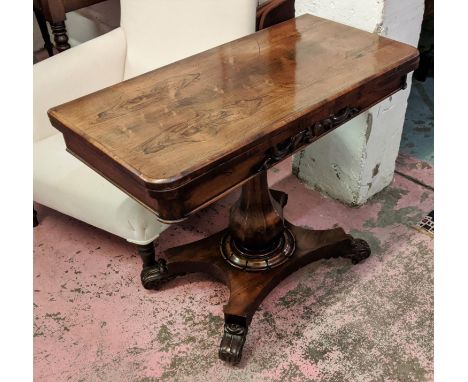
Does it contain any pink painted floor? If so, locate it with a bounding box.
[34,157,433,381]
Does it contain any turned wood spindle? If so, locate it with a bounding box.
[51,21,71,52]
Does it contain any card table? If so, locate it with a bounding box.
[48,14,419,364]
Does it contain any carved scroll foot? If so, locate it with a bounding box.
[140,259,176,290]
[219,321,248,365]
[342,238,371,264]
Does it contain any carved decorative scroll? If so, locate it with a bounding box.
[256,106,360,172]
[218,322,248,364]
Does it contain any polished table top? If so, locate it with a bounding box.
[49,14,418,222]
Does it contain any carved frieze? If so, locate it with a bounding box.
[257,106,360,172]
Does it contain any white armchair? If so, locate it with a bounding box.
[33,0,292,276]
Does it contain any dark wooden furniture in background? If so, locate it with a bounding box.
[33,0,107,54]
[256,0,295,30]
[414,0,434,81]
[424,0,434,19]
[48,15,419,364]
[34,3,55,56]
[34,0,295,56]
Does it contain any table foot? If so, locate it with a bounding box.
[219,320,248,364]
[342,238,371,264]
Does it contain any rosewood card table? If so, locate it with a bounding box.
[48,15,419,364]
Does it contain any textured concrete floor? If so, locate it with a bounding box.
[33,156,433,382]
[400,78,434,165]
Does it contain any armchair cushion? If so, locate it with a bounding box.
[33,134,168,245]
[34,1,260,245]
[121,0,257,79]
[33,27,127,142]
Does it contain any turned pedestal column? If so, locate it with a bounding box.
[221,172,295,271]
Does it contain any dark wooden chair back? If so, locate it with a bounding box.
[256,0,295,31]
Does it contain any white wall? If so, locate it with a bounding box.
[296,0,385,32]
[293,0,424,204]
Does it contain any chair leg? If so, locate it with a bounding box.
[137,242,157,268]
[136,241,172,290]
[34,8,54,57]
[50,21,71,52]
[33,209,39,227]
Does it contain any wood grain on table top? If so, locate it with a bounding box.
[49,14,418,188]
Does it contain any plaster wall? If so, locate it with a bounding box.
[293,0,424,204]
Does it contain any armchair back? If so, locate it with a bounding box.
[120,0,257,79]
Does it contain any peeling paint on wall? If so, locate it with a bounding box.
[372,163,381,177]
[332,164,342,180]
[365,113,373,143]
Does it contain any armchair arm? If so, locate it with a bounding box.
[256,0,295,31]
[34,27,127,141]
